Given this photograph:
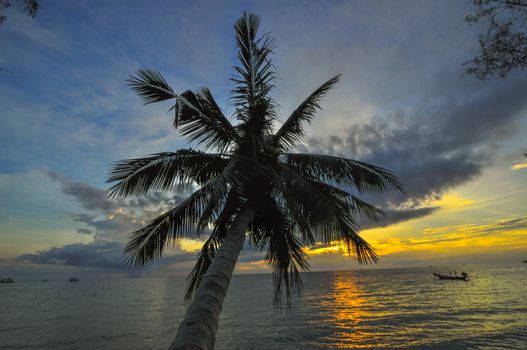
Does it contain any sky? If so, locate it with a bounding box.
[0,0,526,281]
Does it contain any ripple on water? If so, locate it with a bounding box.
[0,265,526,349]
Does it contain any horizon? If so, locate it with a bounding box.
[5,260,524,283]
[4,250,527,282]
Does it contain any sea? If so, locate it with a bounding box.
[1,264,526,349]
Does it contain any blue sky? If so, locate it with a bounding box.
[1,0,526,280]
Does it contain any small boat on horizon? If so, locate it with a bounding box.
[433,272,468,281]
[69,277,79,282]
[0,278,14,283]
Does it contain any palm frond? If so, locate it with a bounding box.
[184,190,242,301]
[107,149,228,198]
[280,153,404,194]
[277,163,378,264]
[307,180,385,221]
[281,194,315,246]
[312,185,379,264]
[123,181,217,267]
[273,75,340,149]
[127,69,176,104]
[277,163,343,225]
[244,191,309,309]
[268,232,308,309]
[340,223,379,264]
[234,96,277,160]
[194,155,267,231]
[120,155,259,267]
[196,160,241,231]
[231,12,275,116]
[259,200,309,309]
[174,89,240,152]
[349,195,385,221]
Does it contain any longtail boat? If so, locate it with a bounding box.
[433,272,468,281]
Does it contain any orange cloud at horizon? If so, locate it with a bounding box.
[348,216,527,259]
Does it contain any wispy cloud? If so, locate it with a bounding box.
[511,162,527,170]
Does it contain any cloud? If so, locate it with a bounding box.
[47,171,182,213]
[13,237,263,272]
[45,171,190,241]
[511,162,527,170]
[47,172,116,212]
[71,213,98,224]
[3,1,527,276]
[373,216,527,254]
[12,172,200,269]
[299,216,527,268]
[76,228,93,235]
[16,240,125,270]
[14,236,203,271]
[13,204,268,271]
[367,207,440,228]
[300,76,527,226]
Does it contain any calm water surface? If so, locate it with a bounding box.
[1,265,526,349]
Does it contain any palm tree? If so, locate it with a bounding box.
[108,12,403,350]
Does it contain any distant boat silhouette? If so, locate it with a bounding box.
[69,277,79,282]
[522,260,527,263]
[433,272,468,281]
[42,279,48,282]
[0,278,14,283]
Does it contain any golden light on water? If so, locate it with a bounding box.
[323,273,388,348]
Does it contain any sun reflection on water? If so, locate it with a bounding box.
[323,273,390,349]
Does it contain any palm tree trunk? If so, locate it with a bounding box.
[169,207,255,350]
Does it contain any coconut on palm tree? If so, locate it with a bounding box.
[108,12,403,350]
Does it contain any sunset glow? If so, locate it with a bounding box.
[1,1,526,280]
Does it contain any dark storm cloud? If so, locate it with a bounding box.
[16,240,125,269]
[302,76,527,225]
[366,207,440,228]
[15,239,203,270]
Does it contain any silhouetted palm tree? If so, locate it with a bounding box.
[108,12,403,350]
